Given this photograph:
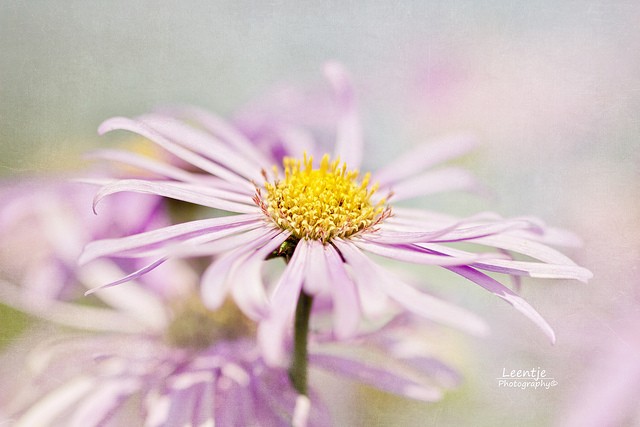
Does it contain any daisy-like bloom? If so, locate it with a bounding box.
[80,63,592,367]
[0,175,475,426]
[0,179,171,308]
[0,180,318,426]
[0,282,327,427]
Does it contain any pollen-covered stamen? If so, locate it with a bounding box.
[262,153,389,242]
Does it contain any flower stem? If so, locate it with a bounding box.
[289,290,313,395]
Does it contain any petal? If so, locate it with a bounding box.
[161,105,274,168]
[93,179,258,214]
[84,257,168,295]
[373,133,477,186]
[0,279,150,333]
[446,265,556,343]
[258,241,309,366]
[86,149,216,186]
[324,62,363,169]
[470,234,578,265]
[324,244,361,339]
[334,239,489,336]
[382,167,480,202]
[421,243,593,283]
[361,220,463,244]
[99,117,255,190]
[138,113,265,182]
[69,378,141,427]
[310,353,442,401]
[353,239,493,266]
[473,258,593,282]
[77,260,168,330]
[302,239,330,295]
[79,214,262,264]
[200,229,283,311]
[229,231,291,320]
[14,376,96,427]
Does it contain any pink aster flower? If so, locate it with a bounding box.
[80,63,592,366]
[0,292,328,427]
[0,178,181,314]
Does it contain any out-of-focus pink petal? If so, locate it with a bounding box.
[0,280,151,333]
[324,61,363,169]
[86,149,215,186]
[373,133,477,186]
[68,378,141,427]
[382,167,480,202]
[310,353,442,401]
[13,376,96,427]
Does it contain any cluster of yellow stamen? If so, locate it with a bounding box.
[260,153,388,242]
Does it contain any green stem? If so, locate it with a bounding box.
[289,290,313,395]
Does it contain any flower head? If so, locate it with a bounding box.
[1,176,467,425]
[259,153,388,242]
[81,63,592,365]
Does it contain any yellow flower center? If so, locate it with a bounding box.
[262,153,388,242]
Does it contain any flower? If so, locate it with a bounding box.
[80,62,592,365]
[0,179,177,309]
[0,181,317,426]
[0,178,470,426]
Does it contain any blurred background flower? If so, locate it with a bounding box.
[1,1,638,426]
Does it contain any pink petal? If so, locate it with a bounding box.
[93,179,258,214]
[361,221,463,244]
[99,117,255,190]
[200,229,283,311]
[69,378,140,427]
[229,231,291,320]
[0,279,150,333]
[138,114,265,182]
[79,214,262,264]
[324,243,361,339]
[161,105,274,167]
[258,241,309,366]
[420,243,593,283]
[302,239,330,295]
[373,133,477,186]
[324,61,363,169]
[474,259,593,282]
[86,149,214,186]
[353,239,492,266]
[382,167,479,202]
[446,265,557,343]
[334,239,489,336]
[84,257,168,295]
[310,353,442,401]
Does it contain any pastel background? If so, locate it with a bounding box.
[1,1,638,426]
